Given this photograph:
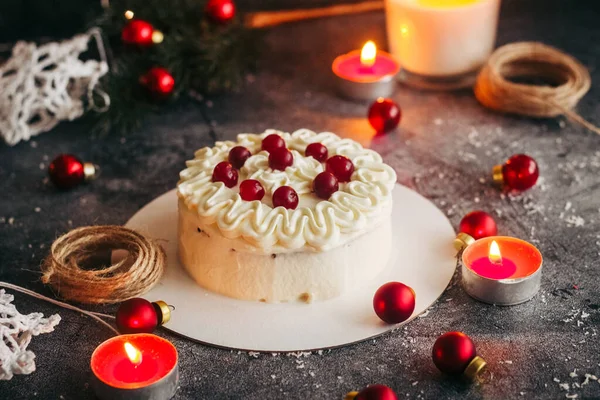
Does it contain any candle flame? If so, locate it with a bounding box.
[124,342,142,366]
[488,240,502,264]
[360,41,377,68]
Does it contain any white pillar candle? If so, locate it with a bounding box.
[385,0,501,78]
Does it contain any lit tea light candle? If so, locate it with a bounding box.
[461,236,542,305]
[91,334,178,400]
[385,0,501,89]
[332,41,400,101]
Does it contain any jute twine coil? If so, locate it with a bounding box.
[475,41,600,135]
[41,226,165,304]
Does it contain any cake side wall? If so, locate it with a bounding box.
[178,201,392,303]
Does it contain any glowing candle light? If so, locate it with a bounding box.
[360,41,377,68]
[488,240,502,264]
[124,342,142,366]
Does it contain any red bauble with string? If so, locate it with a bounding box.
[503,154,539,191]
[206,0,236,24]
[115,298,159,334]
[432,331,477,375]
[368,98,401,133]
[121,20,155,46]
[373,282,415,324]
[353,384,398,400]
[48,154,85,190]
[494,154,539,192]
[459,211,497,240]
[140,67,175,97]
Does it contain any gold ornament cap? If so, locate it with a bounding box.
[344,391,359,400]
[464,356,487,380]
[152,300,171,325]
[454,232,475,252]
[83,162,99,182]
[492,164,504,186]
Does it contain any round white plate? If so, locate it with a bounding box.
[125,184,456,352]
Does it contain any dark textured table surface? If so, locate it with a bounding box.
[1,0,600,399]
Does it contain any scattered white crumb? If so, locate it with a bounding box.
[271,375,276,379]
[566,394,577,399]
[34,207,41,212]
[309,371,315,377]
[504,360,513,364]
[564,215,585,227]
[8,217,14,225]
[554,378,561,383]
[30,141,38,148]
[412,381,418,386]
[248,351,259,358]
[559,383,570,390]
[520,392,525,396]
[570,368,578,377]
[39,163,45,170]
[317,350,323,356]
[287,351,312,358]
[559,120,566,128]
[565,202,572,211]
[479,177,486,184]
[434,118,443,126]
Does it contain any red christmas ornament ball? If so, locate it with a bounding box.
[269,147,294,171]
[502,154,539,191]
[373,282,415,324]
[272,186,298,209]
[239,179,265,201]
[212,161,238,188]
[205,0,236,24]
[261,134,286,153]
[313,171,339,199]
[116,298,158,334]
[354,384,398,400]
[459,211,497,240]
[48,154,85,190]
[368,98,401,133]
[432,331,477,375]
[228,146,251,169]
[305,143,328,162]
[121,20,154,46]
[140,67,175,96]
[326,155,354,182]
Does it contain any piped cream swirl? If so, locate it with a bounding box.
[177,129,396,252]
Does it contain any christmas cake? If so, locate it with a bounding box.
[177,129,397,303]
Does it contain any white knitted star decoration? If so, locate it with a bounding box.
[0,289,60,380]
[0,29,109,146]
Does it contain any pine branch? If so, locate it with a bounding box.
[90,0,255,135]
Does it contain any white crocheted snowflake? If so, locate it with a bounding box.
[0,29,109,146]
[0,290,60,380]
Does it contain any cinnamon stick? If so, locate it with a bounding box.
[245,0,384,29]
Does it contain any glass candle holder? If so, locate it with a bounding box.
[385,0,501,90]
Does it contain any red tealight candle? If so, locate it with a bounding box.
[461,236,542,305]
[332,41,400,101]
[91,334,178,400]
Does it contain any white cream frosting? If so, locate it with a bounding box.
[177,129,397,253]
